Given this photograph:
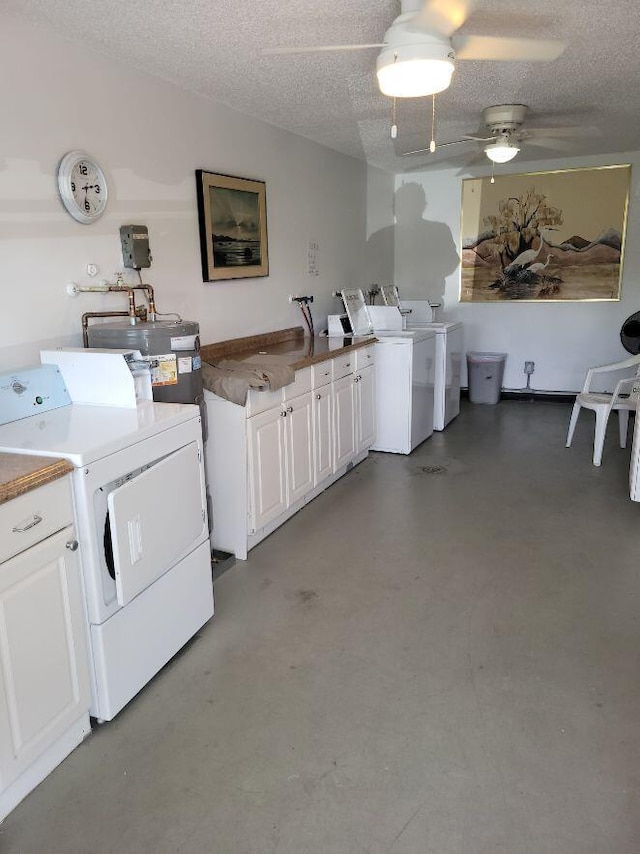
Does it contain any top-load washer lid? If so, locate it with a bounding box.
[341,288,374,336]
[0,400,200,467]
[374,329,437,343]
[405,321,463,333]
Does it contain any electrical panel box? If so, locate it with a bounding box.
[120,224,152,269]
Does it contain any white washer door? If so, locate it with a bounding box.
[107,441,205,606]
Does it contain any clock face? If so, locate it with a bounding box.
[57,150,108,223]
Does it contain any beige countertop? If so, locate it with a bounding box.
[201,326,376,371]
[0,454,73,506]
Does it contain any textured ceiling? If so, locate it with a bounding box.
[6,0,640,173]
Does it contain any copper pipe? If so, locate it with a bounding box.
[142,283,157,321]
[72,281,158,322]
[107,283,157,322]
[82,307,148,348]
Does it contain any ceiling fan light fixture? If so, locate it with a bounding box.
[484,141,520,163]
[376,45,454,98]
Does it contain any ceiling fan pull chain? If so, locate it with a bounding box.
[391,96,398,140]
[490,161,495,184]
[429,93,436,153]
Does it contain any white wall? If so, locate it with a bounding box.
[0,14,368,372]
[389,154,640,393]
[365,166,395,288]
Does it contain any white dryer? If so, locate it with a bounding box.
[0,364,213,722]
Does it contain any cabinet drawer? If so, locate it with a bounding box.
[0,476,73,565]
[332,353,355,381]
[311,361,333,389]
[246,386,284,417]
[282,367,312,401]
[355,345,375,371]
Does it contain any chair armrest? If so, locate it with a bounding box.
[582,356,640,392]
[611,376,640,406]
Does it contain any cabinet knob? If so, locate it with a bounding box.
[286,406,293,413]
[281,410,287,417]
[65,539,79,551]
[315,394,321,400]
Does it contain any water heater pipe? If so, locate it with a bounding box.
[68,280,157,323]
[81,307,148,347]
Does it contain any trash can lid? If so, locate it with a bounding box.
[466,351,507,362]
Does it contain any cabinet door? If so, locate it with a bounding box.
[248,407,287,532]
[333,373,356,471]
[356,365,376,452]
[312,387,333,486]
[0,526,90,790]
[284,393,314,505]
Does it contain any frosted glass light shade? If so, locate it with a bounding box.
[485,142,520,163]
[377,51,454,98]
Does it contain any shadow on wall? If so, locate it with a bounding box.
[366,182,459,303]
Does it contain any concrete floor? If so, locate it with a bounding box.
[2,400,640,853]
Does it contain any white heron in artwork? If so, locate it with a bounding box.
[503,234,548,274]
[528,254,554,275]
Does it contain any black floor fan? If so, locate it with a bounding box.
[620,312,640,354]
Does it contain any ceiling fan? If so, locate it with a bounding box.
[402,104,590,163]
[263,0,566,99]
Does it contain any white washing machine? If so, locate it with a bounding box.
[0,363,213,721]
[371,329,437,454]
[402,302,463,431]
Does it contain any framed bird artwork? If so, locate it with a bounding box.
[460,165,630,302]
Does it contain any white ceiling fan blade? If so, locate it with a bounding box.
[454,149,493,175]
[522,137,576,153]
[411,0,473,36]
[262,43,384,56]
[525,125,601,138]
[452,34,566,61]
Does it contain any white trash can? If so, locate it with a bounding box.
[467,352,507,405]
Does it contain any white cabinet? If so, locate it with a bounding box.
[0,475,91,821]
[248,406,287,532]
[248,393,313,532]
[312,387,333,486]
[205,344,376,560]
[284,393,314,504]
[355,364,376,453]
[333,374,356,470]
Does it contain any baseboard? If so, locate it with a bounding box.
[461,388,575,404]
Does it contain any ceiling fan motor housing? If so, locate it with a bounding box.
[482,104,528,134]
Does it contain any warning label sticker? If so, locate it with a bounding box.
[143,353,178,387]
[178,357,192,374]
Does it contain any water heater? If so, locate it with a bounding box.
[86,319,203,409]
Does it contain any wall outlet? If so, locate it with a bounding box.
[524,361,535,375]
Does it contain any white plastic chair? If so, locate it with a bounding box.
[566,355,640,466]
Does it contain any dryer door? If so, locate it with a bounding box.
[107,441,205,606]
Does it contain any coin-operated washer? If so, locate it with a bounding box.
[0,353,213,722]
[380,286,463,432]
[339,288,437,455]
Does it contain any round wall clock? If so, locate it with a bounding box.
[57,150,108,224]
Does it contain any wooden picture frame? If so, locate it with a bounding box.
[195,170,269,282]
[460,164,631,302]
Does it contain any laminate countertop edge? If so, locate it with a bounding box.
[201,329,377,372]
[0,455,73,505]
